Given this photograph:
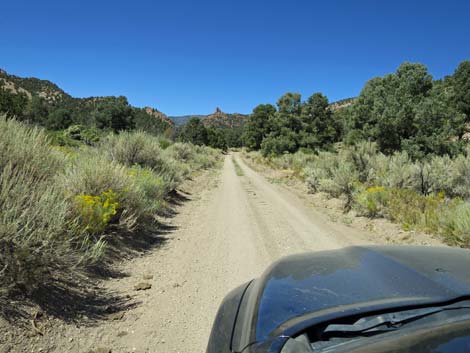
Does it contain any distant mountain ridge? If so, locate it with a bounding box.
[170,98,355,127]
[170,115,205,126]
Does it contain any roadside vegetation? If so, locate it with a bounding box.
[241,60,470,247]
[245,142,470,247]
[0,117,220,300]
[242,61,469,159]
[1,58,469,298]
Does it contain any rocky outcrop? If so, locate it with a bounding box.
[144,107,175,126]
[202,107,247,129]
[328,97,356,111]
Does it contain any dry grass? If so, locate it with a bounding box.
[0,117,221,299]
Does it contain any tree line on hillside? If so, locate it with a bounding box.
[1,60,469,156]
[242,60,470,159]
[0,79,172,143]
[177,117,243,150]
[0,72,245,149]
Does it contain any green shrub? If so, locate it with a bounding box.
[190,145,220,169]
[163,143,219,178]
[355,186,390,217]
[270,153,295,170]
[373,151,417,189]
[0,118,108,294]
[387,189,445,232]
[128,166,166,215]
[99,131,166,170]
[158,136,172,150]
[164,142,195,162]
[48,125,103,147]
[0,118,221,298]
[261,133,298,156]
[450,154,470,199]
[0,117,65,180]
[271,151,316,176]
[441,202,470,247]
[99,131,187,192]
[426,155,454,195]
[47,129,81,147]
[259,140,470,246]
[0,164,103,294]
[329,162,359,210]
[345,141,378,183]
[304,151,340,193]
[452,204,470,247]
[60,150,144,230]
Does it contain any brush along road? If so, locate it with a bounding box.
[10,153,381,353]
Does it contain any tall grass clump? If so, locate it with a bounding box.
[190,145,220,169]
[449,153,470,199]
[164,143,216,168]
[99,131,166,169]
[0,117,65,179]
[304,151,340,193]
[60,149,147,230]
[0,118,102,294]
[270,151,316,176]
[99,132,186,192]
[164,143,220,171]
[441,202,470,247]
[0,118,221,297]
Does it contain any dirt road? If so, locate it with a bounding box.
[16,153,374,353]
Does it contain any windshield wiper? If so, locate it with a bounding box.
[323,303,470,335]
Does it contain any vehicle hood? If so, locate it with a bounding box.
[234,246,470,350]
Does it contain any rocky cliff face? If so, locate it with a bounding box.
[202,107,247,129]
[328,97,356,111]
[144,107,175,127]
[170,107,248,129]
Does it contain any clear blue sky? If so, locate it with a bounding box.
[1,0,469,116]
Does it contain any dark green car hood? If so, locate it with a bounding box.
[233,246,470,351]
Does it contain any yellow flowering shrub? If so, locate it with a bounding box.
[355,185,390,217]
[74,189,119,234]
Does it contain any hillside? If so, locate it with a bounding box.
[0,68,173,133]
[0,68,70,104]
[143,106,175,127]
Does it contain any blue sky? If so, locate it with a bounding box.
[1,0,469,115]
